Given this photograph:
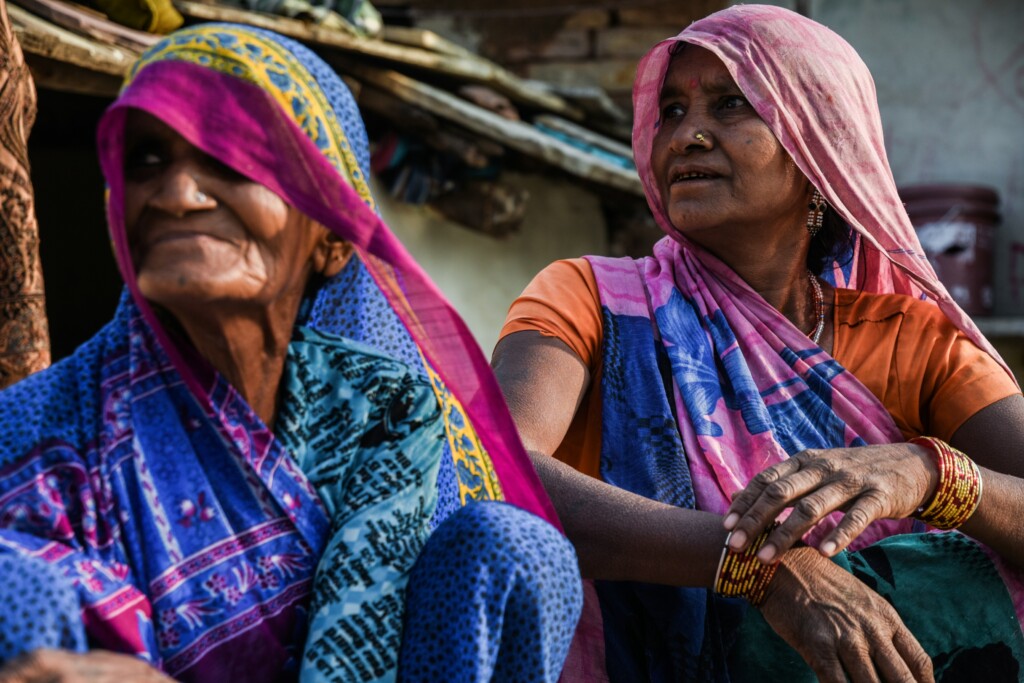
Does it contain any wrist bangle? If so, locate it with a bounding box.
[909,436,983,530]
[713,531,732,589]
[714,522,780,607]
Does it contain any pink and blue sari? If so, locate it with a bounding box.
[563,5,1024,682]
[0,24,579,682]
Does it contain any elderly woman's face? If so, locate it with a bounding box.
[122,111,331,313]
[651,47,808,246]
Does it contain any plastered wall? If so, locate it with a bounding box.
[806,0,1024,316]
[372,171,608,356]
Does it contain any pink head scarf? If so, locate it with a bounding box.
[632,3,1009,375]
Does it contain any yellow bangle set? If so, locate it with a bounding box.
[714,521,780,607]
[909,436,983,530]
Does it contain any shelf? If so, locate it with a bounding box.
[973,318,1024,337]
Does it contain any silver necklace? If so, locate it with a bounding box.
[807,269,825,345]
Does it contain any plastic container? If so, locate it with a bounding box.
[899,184,1000,316]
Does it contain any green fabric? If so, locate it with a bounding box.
[729,533,1024,682]
[95,0,182,33]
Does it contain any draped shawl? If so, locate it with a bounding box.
[563,6,1024,681]
[0,23,557,681]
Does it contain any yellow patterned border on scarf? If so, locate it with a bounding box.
[423,361,504,505]
[124,24,375,212]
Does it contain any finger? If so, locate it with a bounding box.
[724,456,805,527]
[0,649,58,682]
[819,493,886,557]
[872,638,917,683]
[80,652,172,682]
[892,628,934,683]
[729,471,840,556]
[839,637,882,683]
[806,654,847,683]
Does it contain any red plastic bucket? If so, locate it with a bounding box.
[900,184,1000,316]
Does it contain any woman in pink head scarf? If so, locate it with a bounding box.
[494,4,1024,681]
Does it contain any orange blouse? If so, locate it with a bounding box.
[500,258,1019,479]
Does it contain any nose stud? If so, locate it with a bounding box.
[191,175,208,204]
[695,132,708,143]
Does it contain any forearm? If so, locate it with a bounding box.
[959,468,1024,569]
[530,450,727,587]
[0,0,49,388]
[946,395,1024,569]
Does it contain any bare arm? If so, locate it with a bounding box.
[493,329,932,682]
[724,395,1024,569]
[950,393,1024,567]
[0,650,174,682]
[491,330,727,587]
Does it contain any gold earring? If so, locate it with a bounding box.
[807,189,827,236]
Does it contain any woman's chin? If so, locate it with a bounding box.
[136,269,255,313]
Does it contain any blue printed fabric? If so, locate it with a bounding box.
[0,21,570,683]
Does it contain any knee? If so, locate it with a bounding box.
[0,553,85,661]
[419,502,581,607]
[431,502,577,565]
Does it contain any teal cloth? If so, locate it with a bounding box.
[729,533,1024,681]
[277,326,446,682]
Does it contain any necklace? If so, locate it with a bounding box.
[807,269,825,344]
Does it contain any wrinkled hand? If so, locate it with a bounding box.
[725,444,937,561]
[760,547,933,683]
[0,650,174,683]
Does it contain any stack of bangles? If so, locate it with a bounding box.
[714,522,780,607]
[714,437,982,605]
[909,436,984,530]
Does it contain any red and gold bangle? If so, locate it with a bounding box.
[909,436,983,530]
[714,522,780,607]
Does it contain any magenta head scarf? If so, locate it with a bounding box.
[632,3,1008,374]
[94,24,559,528]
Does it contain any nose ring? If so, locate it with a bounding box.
[695,132,708,143]
[191,175,208,203]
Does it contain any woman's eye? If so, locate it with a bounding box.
[204,155,245,182]
[125,146,165,172]
[719,95,748,110]
[661,103,686,119]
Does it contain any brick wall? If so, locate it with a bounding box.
[386,0,726,115]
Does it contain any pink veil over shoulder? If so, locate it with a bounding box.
[631,4,1011,379]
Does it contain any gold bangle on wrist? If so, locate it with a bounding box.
[909,436,983,530]
[714,522,780,607]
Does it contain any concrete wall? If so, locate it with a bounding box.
[372,171,608,356]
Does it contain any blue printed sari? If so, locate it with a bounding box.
[0,23,571,682]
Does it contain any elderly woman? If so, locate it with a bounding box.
[0,23,581,683]
[494,5,1024,682]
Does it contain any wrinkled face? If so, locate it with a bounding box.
[650,46,809,249]
[122,110,330,314]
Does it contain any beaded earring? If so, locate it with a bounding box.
[807,189,827,237]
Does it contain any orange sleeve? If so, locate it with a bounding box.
[898,301,1020,441]
[499,258,603,369]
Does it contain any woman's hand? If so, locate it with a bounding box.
[724,444,937,561]
[760,547,934,683]
[0,650,174,683]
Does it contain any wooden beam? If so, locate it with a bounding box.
[173,0,581,120]
[338,61,643,196]
[534,113,634,162]
[9,3,137,76]
[25,53,121,95]
[381,25,474,59]
[11,0,157,51]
